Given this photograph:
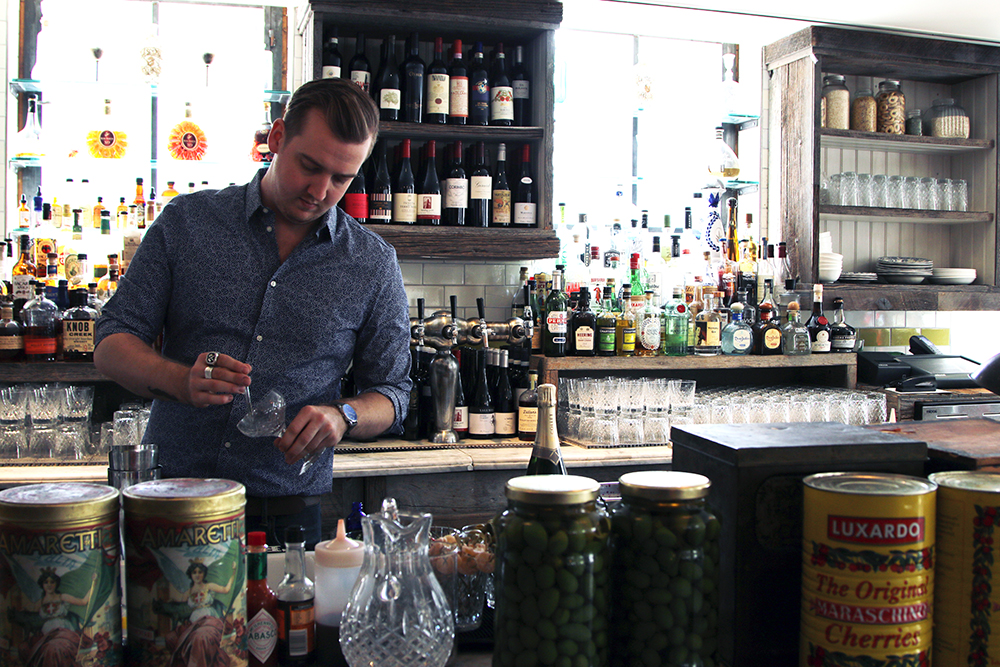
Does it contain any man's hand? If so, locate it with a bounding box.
[274,404,346,464]
[187,352,251,408]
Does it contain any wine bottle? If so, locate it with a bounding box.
[513,144,537,228]
[806,283,832,353]
[340,170,367,223]
[468,42,490,126]
[492,143,511,227]
[417,140,442,226]
[368,140,392,223]
[469,141,491,228]
[391,139,417,224]
[426,37,449,123]
[489,42,513,126]
[400,32,424,123]
[517,370,539,441]
[348,32,371,93]
[450,297,468,438]
[447,40,468,125]
[374,35,400,121]
[494,349,516,438]
[525,384,567,475]
[321,28,342,79]
[443,141,467,227]
[468,347,495,439]
[512,45,531,126]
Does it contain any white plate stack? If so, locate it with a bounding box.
[930,268,977,285]
[817,232,842,282]
[876,256,933,284]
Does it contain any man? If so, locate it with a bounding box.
[95,78,411,546]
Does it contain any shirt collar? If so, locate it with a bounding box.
[244,166,336,241]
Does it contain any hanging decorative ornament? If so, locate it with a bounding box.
[92,48,103,82]
[139,31,162,84]
[203,52,214,87]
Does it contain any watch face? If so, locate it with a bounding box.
[340,403,358,425]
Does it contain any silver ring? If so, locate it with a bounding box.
[205,351,220,366]
[204,366,214,380]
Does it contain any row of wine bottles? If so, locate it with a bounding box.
[322,31,532,127]
[340,139,537,227]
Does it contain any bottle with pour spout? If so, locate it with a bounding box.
[315,519,364,667]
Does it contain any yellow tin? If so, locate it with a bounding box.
[801,472,937,667]
[929,471,1000,667]
[0,483,122,667]
[122,478,246,667]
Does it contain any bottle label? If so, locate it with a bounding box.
[248,608,279,664]
[0,335,22,351]
[832,334,857,351]
[764,328,782,349]
[417,194,442,221]
[62,320,95,353]
[531,327,542,351]
[811,330,832,352]
[491,86,514,121]
[24,335,57,355]
[695,320,720,348]
[277,600,315,657]
[621,327,636,351]
[495,412,516,436]
[732,328,753,351]
[514,202,537,226]
[427,74,450,114]
[575,325,595,351]
[468,411,495,436]
[449,77,469,117]
[343,192,368,220]
[598,325,616,353]
[369,193,392,221]
[444,179,469,209]
[322,65,341,79]
[513,80,530,100]
[379,88,401,111]
[392,192,417,223]
[547,310,567,334]
[492,189,511,224]
[518,406,538,434]
[13,275,33,300]
[471,78,490,116]
[350,70,371,93]
[453,405,469,432]
[638,318,660,350]
[470,176,492,200]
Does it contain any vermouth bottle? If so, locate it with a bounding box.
[543,270,568,357]
[525,384,567,475]
[367,140,392,223]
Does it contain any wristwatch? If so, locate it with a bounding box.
[332,401,358,436]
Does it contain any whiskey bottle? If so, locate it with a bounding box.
[61,288,99,362]
[806,284,832,353]
[830,297,857,353]
[12,235,36,318]
[20,283,59,362]
[0,304,24,361]
[525,384,566,475]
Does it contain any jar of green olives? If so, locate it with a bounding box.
[610,471,721,667]
[492,475,611,667]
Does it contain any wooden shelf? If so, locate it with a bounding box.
[364,225,559,260]
[378,121,544,142]
[821,128,994,153]
[819,205,992,224]
[0,362,109,383]
[821,283,1000,311]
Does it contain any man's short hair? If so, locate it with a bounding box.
[282,78,379,150]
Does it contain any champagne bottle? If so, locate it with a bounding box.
[468,42,490,126]
[513,144,536,227]
[492,143,511,227]
[391,139,417,224]
[374,35,400,121]
[447,40,468,125]
[525,384,566,475]
[512,45,531,126]
[417,140,442,225]
[469,141,491,228]
[443,141,467,227]
[348,32,371,93]
[490,42,514,126]
[400,32,424,123]
[426,37,449,123]
[321,28,342,79]
[468,347,495,439]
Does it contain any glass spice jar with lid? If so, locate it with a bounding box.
[493,475,611,667]
[876,79,906,134]
[929,97,970,138]
[610,471,721,667]
[850,88,876,132]
[905,109,923,135]
[821,74,850,129]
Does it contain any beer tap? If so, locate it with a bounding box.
[410,302,529,348]
[428,295,460,444]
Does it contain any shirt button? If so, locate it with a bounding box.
[224,442,231,448]
[266,225,273,232]
[270,281,277,287]
[256,335,263,342]
[263,207,270,213]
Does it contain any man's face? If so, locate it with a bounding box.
[265,108,372,227]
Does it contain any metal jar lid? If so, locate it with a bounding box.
[619,471,711,502]
[123,478,245,519]
[506,475,600,505]
[0,483,119,525]
[804,472,936,496]
[929,471,1000,493]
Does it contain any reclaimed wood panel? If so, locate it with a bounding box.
[366,226,558,260]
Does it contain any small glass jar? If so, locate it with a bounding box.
[930,98,970,138]
[876,80,906,134]
[610,471,721,667]
[821,75,850,130]
[493,475,611,667]
[905,109,923,136]
[850,88,876,132]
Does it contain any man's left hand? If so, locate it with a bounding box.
[274,405,347,464]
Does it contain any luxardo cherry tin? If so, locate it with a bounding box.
[801,472,937,667]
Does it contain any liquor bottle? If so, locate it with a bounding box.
[56,280,71,312]
[97,255,120,301]
[694,288,722,356]
[732,288,757,330]
[525,384,567,475]
[403,347,424,441]
[777,241,792,287]
[717,239,738,306]
[636,290,661,356]
[756,243,774,306]
[628,253,646,313]
[511,45,531,126]
[61,288,98,362]
[134,178,147,229]
[374,35,401,121]
[20,283,59,362]
[492,143,512,227]
[661,287,689,356]
[543,270,568,357]
[495,349,516,438]
[367,140,392,223]
[161,181,179,203]
[12,235,36,318]
[340,170,368,223]
[89,196,103,231]
[707,125,740,179]
[167,102,209,160]
[253,103,274,162]
[277,525,316,666]
[17,195,30,230]
[781,302,812,356]
[15,95,44,158]
[570,286,596,357]
[719,303,752,355]
[442,141,467,227]
[490,43,513,126]
[468,142,491,227]
[87,282,102,316]
[400,32,424,123]
[806,284,832,353]
[113,197,127,230]
[247,531,279,667]
[425,37,449,123]
[44,253,59,287]
[754,302,783,356]
[830,297,857,353]
[517,370,539,441]
[416,141,442,225]
[68,252,88,288]
[391,139,417,224]
[447,40,468,125]
[322,29,342,79]
[513,144,536,227]
[468,347,495,439]
[615,284,637,356]
[0,304,23,361]
[468,42,490,126]
[348,32,371,93]
[591,285,617,358]
[146,189,157,225]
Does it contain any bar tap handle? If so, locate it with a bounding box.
[439,295,459,348]
[475,297,490,348]
[410,298,426,346]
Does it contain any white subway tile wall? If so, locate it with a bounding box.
[405,261,534,321]
[848,309,1000,363]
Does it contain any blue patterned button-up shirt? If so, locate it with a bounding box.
[96,168,412,497]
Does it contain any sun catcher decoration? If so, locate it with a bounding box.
[167,101,208,160]
[86,99,128,158]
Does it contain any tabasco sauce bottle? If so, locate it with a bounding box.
[246,531,279,667]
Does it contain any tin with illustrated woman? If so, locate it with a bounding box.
[0,483,122,667]
[122,478,246,667]
[801,472,936,667]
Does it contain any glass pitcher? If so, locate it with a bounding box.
[340,498,455,667]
